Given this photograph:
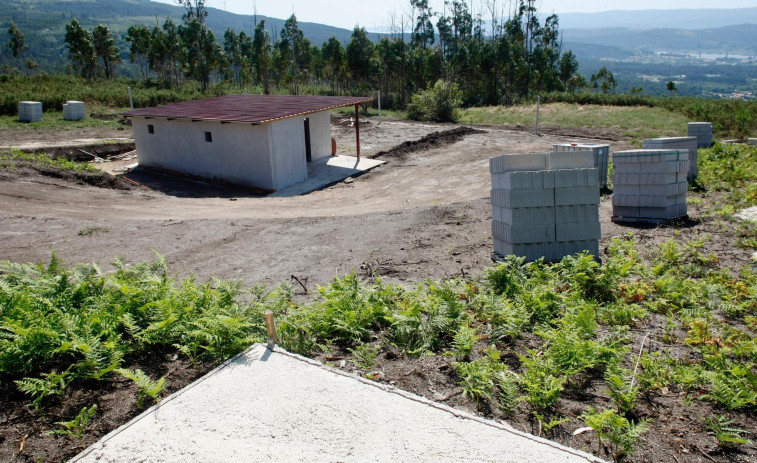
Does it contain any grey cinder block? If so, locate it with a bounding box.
[554,186,600,205]
[556,222,601,241]
[612,194,686,208]
[613,160,690,175]
[493,206,555,225]
[490,153,547,173]
[492,221,556,244]
[613,173,679,185]
[63,100,85,121]
[748,138,756,146]
[614,182,688,197]
[555,204,600,224]
[553,168,599,188]
[18,101,43,122]
[554,144,611,187]
[613,149,686,164]
[547,151,595,170]
[491,188,555,208]
[492,170,555,190]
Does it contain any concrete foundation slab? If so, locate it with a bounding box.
[270,155,385,197]
[71,344,604,463]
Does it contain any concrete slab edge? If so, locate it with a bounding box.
[69,344,267,462]
[72,343,607,463]
[268,345,608,463]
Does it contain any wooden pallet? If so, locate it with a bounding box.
[611,215,688,225]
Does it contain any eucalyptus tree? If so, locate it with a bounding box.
[64,19,98,79]
[251,20,272,94]
[322,37,346,94]
[126,25,152,78]
[92,25,121,79]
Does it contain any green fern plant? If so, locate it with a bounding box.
[451,322,478,360]
[15,370,72,409]
[493,369,521,415]
[116,368,166,407]
[704,415,752,450]
[605,367,639,415]
[349,343,380,370]
[581,407,650,462]
[49,404,97,439]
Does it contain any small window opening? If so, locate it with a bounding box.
[205,131,213,142]
[147,124,154,134]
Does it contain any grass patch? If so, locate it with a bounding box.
[0,149,97,173]
[459,103,689,143]
[0,109,124,131]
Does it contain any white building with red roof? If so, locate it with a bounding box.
[123,95,372,192]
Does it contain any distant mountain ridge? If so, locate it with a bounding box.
[557,8,757,30]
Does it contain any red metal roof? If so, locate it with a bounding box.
[123,95,374,125]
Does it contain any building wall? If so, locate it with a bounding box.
[132,109,334,192]
[133,117,276,190]
[270,117,307,190]
[308,111,333,161]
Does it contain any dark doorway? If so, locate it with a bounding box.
[304,118,312,162]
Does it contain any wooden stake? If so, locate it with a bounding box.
[355,103,361,160]
[264,311,278,345]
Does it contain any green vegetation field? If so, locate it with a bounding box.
[460,103,691,142]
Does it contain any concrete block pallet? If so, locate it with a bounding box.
[490,152,600,263]
[611,149,689,224]
[18,101,43,122]
[688,122,713,148]
[553,143,610,188]
[63,101,85,121]
[642,136,698,181]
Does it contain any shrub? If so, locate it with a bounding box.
[407,79,463,122]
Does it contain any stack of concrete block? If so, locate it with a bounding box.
[553,143,610,188]
[490,151,600,262]
[611,149,689,223]
[748,138,757,146]
[642,137,698,181]
[18,101,43,122]
[63,101,85,121]
[688,122,713,148]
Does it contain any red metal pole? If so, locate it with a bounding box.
[355,103,360,160]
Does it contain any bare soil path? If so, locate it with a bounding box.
[0,118,633,288]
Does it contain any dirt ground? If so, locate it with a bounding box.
[1,117,755,463]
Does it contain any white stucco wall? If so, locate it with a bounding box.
[132,109,334,192]
[133,117,275,190]
[270,117,307,191]
[308,111,333,161]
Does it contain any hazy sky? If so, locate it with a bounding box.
[155,0,755,30]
